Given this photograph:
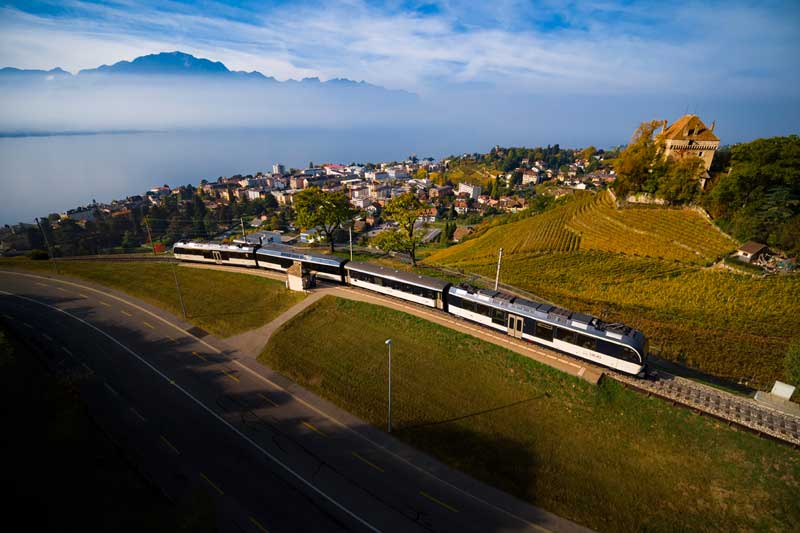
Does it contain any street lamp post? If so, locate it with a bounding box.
[385,338,392,433]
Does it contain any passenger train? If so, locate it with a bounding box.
[173,241,648,376]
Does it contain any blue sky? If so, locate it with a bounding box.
[2,0,799,97]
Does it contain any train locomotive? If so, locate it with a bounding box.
[173,241,647,376]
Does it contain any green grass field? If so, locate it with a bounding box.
[0,258,305,337]
[425,192,799,387]
[259,296,800,532]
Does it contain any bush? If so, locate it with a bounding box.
[26,249,50,260]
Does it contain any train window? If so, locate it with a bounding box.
[492,307,506,325]
[534,321,553,341]
[555,328,576,344]
[523,318,536,335]
[575,333,596,350]
[475,303,491,318]
[462,300,477,313]
[448,295,462,308]
[620,346,640,363]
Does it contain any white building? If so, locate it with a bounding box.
[365,171,389,181]
[457,182,482,199]
[272,163,286,175]
[386,168,409,179]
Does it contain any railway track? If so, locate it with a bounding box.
[611,370,800,448]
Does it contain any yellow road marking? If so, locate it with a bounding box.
[352,451,384,473]
[160,435,180,455]
[36,282,49,287]
[121,309,133,317]
[57,287,69,293]
[223,369,240,383]
[420,491,458,513]
[249,516,269,533]
[302,421,326,437]
[78,293,88,298]
[200,472,224,495]
[99,301,111,307]
[143,321,155,329]
[166,335,176,343]
[192,350,207,362]
[258,393,278,407]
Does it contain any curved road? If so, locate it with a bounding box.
[0,269,589,533]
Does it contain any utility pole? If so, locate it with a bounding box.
[494,247,503,290]
[240,217,246,240]
[35,217,58,275]
[144,217,156,256]
[385,338,392,433]
[349,224,354,262]
[171,261,187,319]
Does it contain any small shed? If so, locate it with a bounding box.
[286,261,314,292]
[735,241,767,263]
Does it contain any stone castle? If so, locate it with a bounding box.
[659,114,720,188]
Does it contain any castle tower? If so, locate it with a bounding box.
[659,114,719,171]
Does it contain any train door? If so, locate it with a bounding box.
[212,251,222,264]
[507,314,523,339]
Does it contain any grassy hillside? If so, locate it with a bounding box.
[0,258,305,337]
[426,192,799,387]
[259,296,800,532]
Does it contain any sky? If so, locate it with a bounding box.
[0,0,799,142]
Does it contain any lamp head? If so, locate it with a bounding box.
[385,339,392,345]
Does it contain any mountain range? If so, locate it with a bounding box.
[0,51,408,93]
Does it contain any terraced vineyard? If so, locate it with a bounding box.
[567,191,736,264]
[426,191,800,387]
[429,192,591,266]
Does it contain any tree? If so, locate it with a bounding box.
[657,156,704,204]
[613,120,669,198]
[373,192,427,265]
[580,146,597,161]
[293,187,353,252]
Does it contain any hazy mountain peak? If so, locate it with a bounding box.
[79,51,230,76]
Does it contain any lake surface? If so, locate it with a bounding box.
[0,128,489,225]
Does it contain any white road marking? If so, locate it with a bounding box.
[130,407,147,422]
[104,382,120,397]
[62,346,73,356]
[0,270,553,532]
[0,288,379,533]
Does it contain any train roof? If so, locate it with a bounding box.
[345,261,451,291]
[255,244,346,267]
[449,285,644,345]
[173,241,257,252]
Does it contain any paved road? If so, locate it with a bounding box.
[0,270,589,533]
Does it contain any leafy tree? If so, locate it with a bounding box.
[580,146,597,160]
[612,120,669,198]
[657,157,704,204]
[372,192,427,265]
[439,222,450,244]
[293,187,353,252]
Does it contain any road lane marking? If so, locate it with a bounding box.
[200,472,224,495]
[78,293,88,298]
[166,335,176,343]
[0,287,379,533]
[99,301,111,307]
[104,382,120,397]
[57,287,69,293]
[249,516,269,533]
[352,451,384,473]
[258,393,278,407]
[191,351,207,362]
[130,407,147,422]
[302,421,326,437]
[160,435,181,455]
[36,282,49,287]
[62,346,73,356]
[81,362,93,374]
[223,370,240,383]
[1,313,12,320]
[22,322,33,329]
[121,309,133,317]
[42,333,53,341]
[143,321,155,329]
[420,491,458,513]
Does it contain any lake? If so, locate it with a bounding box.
[0,128,490,225]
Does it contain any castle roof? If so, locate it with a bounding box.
[661,115,719,142]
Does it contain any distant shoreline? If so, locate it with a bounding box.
[0,129,160,139]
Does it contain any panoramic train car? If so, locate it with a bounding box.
[344,261,451,309]
[447,285,647,375]
[255,245,348,282]
[172,241,259,267]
